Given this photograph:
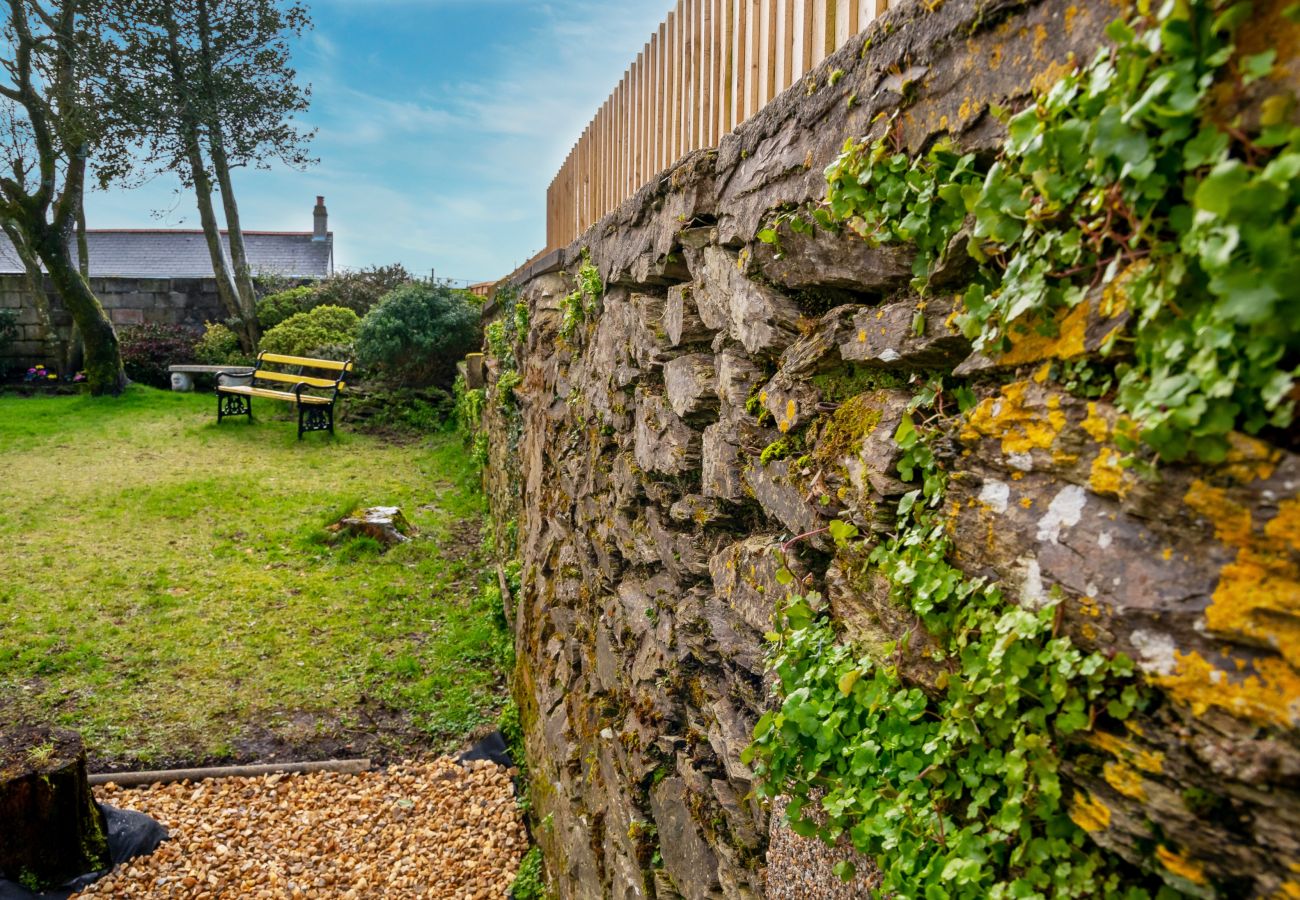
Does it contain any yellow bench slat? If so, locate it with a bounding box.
[255,370,345,389]
[218,385,332,404]
[259,352,353,371]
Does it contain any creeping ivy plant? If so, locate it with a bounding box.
[747,2,1294,896]
[747,387,1158,898]
[560,250,605,342]
[958,0,1300,462]
[770,0,1299,463]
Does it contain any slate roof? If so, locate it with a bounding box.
[0,229,333,280]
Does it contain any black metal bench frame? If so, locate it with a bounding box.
[216,352,352,439]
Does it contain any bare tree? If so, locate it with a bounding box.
[101,0,314,352]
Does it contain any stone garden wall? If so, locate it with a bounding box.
[478,1,1300,897]
[0,275,225,373]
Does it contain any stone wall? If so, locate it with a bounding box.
[0,275,225,373]
[480,1,1300,897]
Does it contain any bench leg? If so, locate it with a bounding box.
[217,392,252,425]
[298,403,334,439]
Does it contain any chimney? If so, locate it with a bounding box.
[313,196,328,242]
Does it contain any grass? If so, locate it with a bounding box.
[0,386,508,768]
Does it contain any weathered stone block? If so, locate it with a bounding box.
[750,221,915,295]
[697,246,803,358]
[840,295,969,368]
[665,282,713,347]
[664,353,719,419]
[715,351,767,416]
[744,458,828,544]
[759,371,822,434]
[650,778,721,899]
[633,389,701,477]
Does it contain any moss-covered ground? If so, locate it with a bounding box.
[0,387,508,769]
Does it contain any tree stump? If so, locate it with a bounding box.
[0,727,110,891]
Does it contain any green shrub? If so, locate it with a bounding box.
[194,322,254,367]
[258,305,360,360]
[355,282,479,387]
[119,323,198,389]
[314,264,414,317]
[256,286,317,330]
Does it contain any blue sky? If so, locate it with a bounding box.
[84,1,671,285]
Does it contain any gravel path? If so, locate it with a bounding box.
[765,795,881,899]
[73,758,527,899]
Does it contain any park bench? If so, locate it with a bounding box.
[216,352,352,439]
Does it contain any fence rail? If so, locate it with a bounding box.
[545,0,892,252]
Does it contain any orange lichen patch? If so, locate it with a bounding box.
[961,382,1067,455]
[1266,497,1300,549]
[1205,546,1300,668]
[1030,57,1077,96]
[1275,881,1300,900]
[1052,450,1080,467]
[1184,480,1255,548]
[1019,497,1034,509]
[1103,761,1147,801]
[1064,5,1079,34]
[1084,729,1165,774]
[1156,845,1208,885]
[996,303,1090,367]
[1032,362,1052,384]
[857,329,867,343]
[1089,446,1130,499]
[1222,433,1282,484]
[1079,596,1101,618]
[1068,791,1111,832]
[1187,491,1300,669]
[1132,747,1164,775]
[1156,651,1300,729]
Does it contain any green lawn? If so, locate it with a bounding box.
[0,386,508,769]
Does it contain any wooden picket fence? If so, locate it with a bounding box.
[545,0,892,252]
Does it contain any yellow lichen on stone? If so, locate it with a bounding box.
[1223,433,1282,484]
[961,382,1066,456]
[1186,480,1300,670]
[1032,362,1052,384]
[995,302,1090,366]
[1103,760,1147,801]
[1156,845,1208,885]
[1088,446,1130,498]
[1132,747,1165,775]
[1156,650,1300,729]
[1080,402,1111,443]
[1184,479,1255,548]
[1068,791,1111,832]
[1275,881,1300,900]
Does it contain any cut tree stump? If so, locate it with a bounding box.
[0,727,110,891]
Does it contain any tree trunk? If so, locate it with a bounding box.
[196,0,259,348]
[184,140,245,333]
[0,220,63,370]
[210,140,260,346]
[29,219,126,396]
[0,727,110,891]
[76,192,89,278]
[161,8,251,353]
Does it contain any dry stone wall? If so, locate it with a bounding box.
[0,275,225,373]
[480,1,1300,897]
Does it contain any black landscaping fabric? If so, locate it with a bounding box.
[457,730,513,770]
[0,805,167,899]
